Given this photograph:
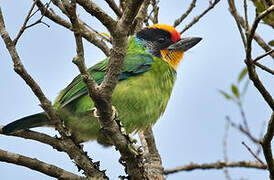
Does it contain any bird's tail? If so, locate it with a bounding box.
[2,112,50,134]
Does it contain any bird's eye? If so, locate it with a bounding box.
[157,37,166,43]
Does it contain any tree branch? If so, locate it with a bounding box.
[139,128,164,179]
[227,0,274,59]
[0,149,84,180]
[76,0,116,34]
[0,126,65,152]
[173,0,196,27]
[36,0,110,56]
[261,112,274,179]
[180,0,220,34]
[245,5,274,111]
[242,141,265,165]
[253,49,274,62]
[105,0,122,18]
[253,61,274,75]
[13,0,38,45]
[164,161,267,175]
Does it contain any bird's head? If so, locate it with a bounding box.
[136,24,202,70]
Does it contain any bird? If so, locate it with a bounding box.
[2,24,201,145]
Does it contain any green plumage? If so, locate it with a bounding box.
[3,36,176,145]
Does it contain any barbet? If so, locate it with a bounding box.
[3,24,201,145]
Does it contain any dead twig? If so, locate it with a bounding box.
[242,141,265,166]
[13,0,50,45]
[164,161,267,175]
[253,49,274,62]
[222,119,232,180]
[180,0,220,34]
[253,61,274,75]
[174,0,196,27]
[226,116,260,144]
[36,0,110,56]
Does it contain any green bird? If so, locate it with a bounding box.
[3,24,201,145]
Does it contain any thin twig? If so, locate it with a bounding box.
[253,61,274,75]
[174,0,196,27]
[228,0,247,48]
[0,149,84,180]
[226,116,260,144]
[164,161,267,175]
[238,102,250,134]
[242,141,265,166]
[223,119,232,180]
[245,5,274,111]
[253,49,274,62]
[256,120,266,155]
[243,0,249,34]
[36,0,110,56]
[13,0,38,45]
[228,0,274,58]
[24,0,51,29]
[180,0,220,34]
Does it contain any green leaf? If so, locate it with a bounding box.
[231,84,240,98]
[218,90,233,100]
[268,40,274,47]
[238,68,248,83]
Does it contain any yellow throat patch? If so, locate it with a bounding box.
[160,50,184,70]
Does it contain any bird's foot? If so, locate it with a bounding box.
[128,142,143,156]
[91,105,118,120]
[91,107,100,118]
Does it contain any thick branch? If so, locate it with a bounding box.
[164,161,267,175]
[139,128,164,179]
[0,149,84,180]
[63,1,147,179]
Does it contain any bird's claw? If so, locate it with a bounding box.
[91,105,118,120]
[91,107,100,118]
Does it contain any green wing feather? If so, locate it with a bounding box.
[55,52,154,108]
